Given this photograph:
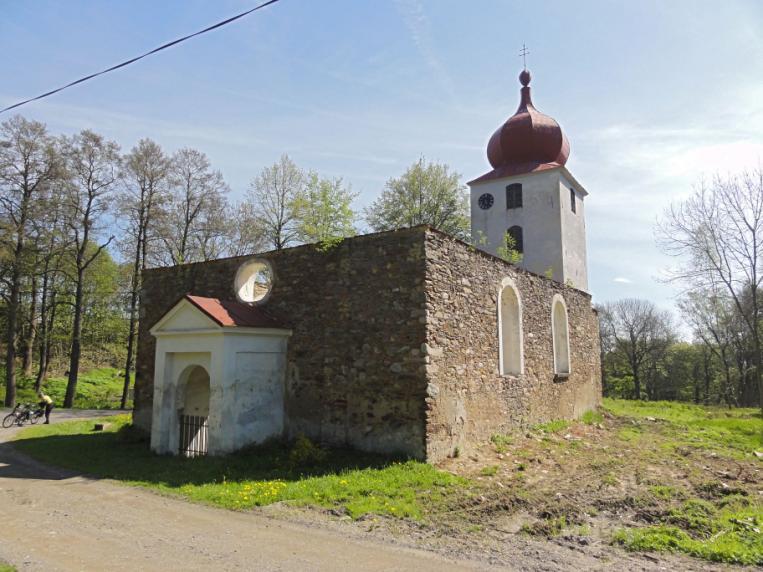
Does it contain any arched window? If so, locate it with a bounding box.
[506,183,523,209]
[551,295,571,376]
[508,225,523,254]
[498,278,523,375]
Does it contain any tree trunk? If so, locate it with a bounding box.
[4,271,20,407]
[703,352,711,404]
[41,291,57,385]
[22,274,38,377]
[722,363,735,408]
[34,273,50,392]
[4,208,27,407]
[121,237,142,409]
[754,336,763,413]
[64,269,85,408]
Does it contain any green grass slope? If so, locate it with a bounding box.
[0,367,131,409]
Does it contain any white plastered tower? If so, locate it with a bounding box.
[468,69,589,291]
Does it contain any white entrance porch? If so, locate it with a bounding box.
[149,295,291,456]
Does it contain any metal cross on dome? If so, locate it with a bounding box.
[519,43,530,70]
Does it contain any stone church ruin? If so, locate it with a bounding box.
[133,69,602,461]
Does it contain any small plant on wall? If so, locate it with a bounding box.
[497,231,523,264]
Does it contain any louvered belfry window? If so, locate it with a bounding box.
[506,183,523,209]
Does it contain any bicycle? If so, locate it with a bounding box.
[2,403,44,428]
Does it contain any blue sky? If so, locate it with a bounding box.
[1,0,762,319]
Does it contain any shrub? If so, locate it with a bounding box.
[288,435,327,468]
[115,422,150,444]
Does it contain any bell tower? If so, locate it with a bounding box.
[469,69,589,291]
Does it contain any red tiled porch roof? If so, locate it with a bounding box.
[185,295,284,328]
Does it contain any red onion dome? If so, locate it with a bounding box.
[487,69,570,170]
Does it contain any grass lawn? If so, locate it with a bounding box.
[0,562,15,572]
[603,399,761,459]
[11,399,762,566]
[601,399,762,565]
[13,415,463,520]
[0,367,131,409]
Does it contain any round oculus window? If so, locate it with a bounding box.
[478,193,494,210]
[234,259,273,304]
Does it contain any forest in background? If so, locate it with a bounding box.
[1,115,760,411]
[0,115,467,408]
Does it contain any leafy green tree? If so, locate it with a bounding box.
[292,172,357,246]
[365,158,469,240]
[79,249,130,366]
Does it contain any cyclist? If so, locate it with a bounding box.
[38,391,54,424]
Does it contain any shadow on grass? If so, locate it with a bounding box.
[8,427,404,489]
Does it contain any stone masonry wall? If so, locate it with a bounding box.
[134,228,430,459]
[423,230,601,462]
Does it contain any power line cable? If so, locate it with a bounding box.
[0,0,282,115]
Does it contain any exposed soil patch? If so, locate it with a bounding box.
[426,406,761,567]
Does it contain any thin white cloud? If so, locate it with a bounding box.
[0,98,268,150]
[613,277,632,284]
[393,0,456,103]
[312,150,398,166]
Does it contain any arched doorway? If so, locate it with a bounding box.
[179,365,210,457]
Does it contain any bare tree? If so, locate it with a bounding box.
[597,304,617,396]
[31,189,69,390]
[678,285,738,406]
[599,298,675,400]
[155,148,230,265]
[60,130,120,408]
[245,154,304,250]
[119,139,170,409]
[0,117,60,407]
[19,234,41,377]
[225,200,268,257]
[193,195,235,260]
[657,169,763,411]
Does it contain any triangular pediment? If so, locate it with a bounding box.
[150,298,220,335]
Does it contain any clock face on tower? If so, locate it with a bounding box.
[478,193,494,210]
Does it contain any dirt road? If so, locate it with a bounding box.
[0,410,492,572]
[1,411,716,572]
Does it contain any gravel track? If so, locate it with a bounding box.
[0,410,719,571]
[0,410,488,571]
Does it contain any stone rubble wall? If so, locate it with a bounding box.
[423,229,602,462]
[134,228,431,459]
[135,226,602,463]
